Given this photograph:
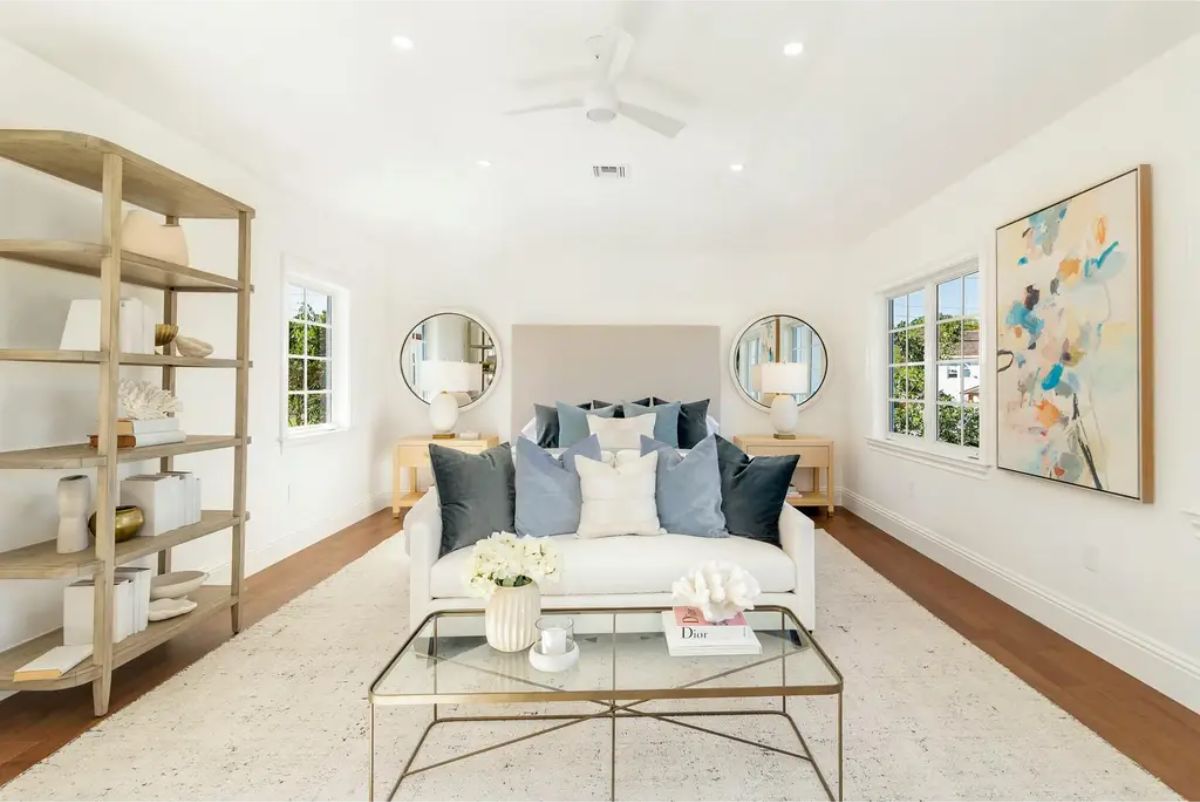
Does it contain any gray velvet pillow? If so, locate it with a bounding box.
[515,435,602,537]
[623,401,681,447]
[556,401,615,447]
[639,435,726,537]
[429,442,515,556]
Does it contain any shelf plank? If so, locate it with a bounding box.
[0,435,246,469]
[0,510,243,580]
[0,349,243,368]
[0,585,234,691]
[0,240,241,292]
[0,131,253,220]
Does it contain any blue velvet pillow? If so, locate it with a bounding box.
[640,435,726,537]
[622,401,681,447]
[515,435,602,536]
[556,401,615,447]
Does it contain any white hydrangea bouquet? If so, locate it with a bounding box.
[671,560,762,622]
[465,532,561,598]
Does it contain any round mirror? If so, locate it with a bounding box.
[730,314,828,410]
[400,311,499,410]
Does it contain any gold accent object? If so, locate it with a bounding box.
[773,433,797,440]
[87,505,145,543]
[429,433,456,440]
[154,323,179,347]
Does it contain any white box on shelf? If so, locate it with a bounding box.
[60,297,155,354]
[121,474,181,536]
[161,471,202,524]
[115,567,151,633]
[63,577,134,646]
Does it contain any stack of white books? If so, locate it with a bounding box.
[661,606,762,657]
[121,471,202,536]
[63,568,152,646]
[91,417,186,449]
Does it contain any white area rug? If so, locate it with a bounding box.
[0,530,1176,801]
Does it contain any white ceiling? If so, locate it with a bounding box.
[1,1,1197,252]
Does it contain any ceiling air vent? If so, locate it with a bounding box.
[592,164,629,179]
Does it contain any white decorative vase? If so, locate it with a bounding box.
[56,475,91,554]
[485,582,540,652]
[121,210,189,265]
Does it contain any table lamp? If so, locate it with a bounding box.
[419,360,482,438]
[757,362,809,439]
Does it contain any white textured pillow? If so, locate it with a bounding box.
[587,412,655,450]
[575,451,663,538]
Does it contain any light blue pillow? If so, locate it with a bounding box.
[515,435,602,536]
[624,401,681,447]
[639,435,726,537]
[556,401,614,448]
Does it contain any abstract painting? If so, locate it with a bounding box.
[995,166,1152,501]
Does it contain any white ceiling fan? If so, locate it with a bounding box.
[505,28,686,139]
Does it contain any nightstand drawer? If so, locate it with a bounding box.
[745,444,830,467]
[396,442,492,468]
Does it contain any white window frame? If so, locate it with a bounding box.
[870,255,990,477]
[280,258,351,444]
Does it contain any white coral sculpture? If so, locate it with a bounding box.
[671,560,762,622]
[117,378,182,420]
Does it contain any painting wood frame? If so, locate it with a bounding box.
[994,165,1152,502]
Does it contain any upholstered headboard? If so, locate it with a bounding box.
[509,324,721,436]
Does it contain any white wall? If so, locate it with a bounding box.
[0,39,395,686]
[840,35,1200,710]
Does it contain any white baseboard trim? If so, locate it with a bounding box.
[205,490,393,584]
[841,487,1200,713]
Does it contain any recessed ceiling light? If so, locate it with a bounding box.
[391,35,414,51]
[476,159,492,169]
[729,163,745,173]
[783,41,804,57]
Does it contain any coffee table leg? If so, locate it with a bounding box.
[368,701,375,801]
[837,689,844,801]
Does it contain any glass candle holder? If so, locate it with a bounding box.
[535,616,575,656]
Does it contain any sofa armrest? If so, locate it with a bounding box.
[406,488,441,630]
[777,504,816,629]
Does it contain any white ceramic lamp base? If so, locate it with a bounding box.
[429,392,459,438]
[769,393,799,438]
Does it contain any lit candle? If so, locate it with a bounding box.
[541,626,567,655]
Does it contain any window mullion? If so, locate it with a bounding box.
[924,281,936,444]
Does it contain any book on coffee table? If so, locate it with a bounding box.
[661,608,762,657]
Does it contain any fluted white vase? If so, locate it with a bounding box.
[485,582,540,652]
[56,475,91,554]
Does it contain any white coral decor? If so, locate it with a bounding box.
[118,378,182,420]
[671,561,762,622]
[465,532,561,598]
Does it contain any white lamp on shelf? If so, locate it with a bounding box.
[419,360,482,438]
[756,361,810,439]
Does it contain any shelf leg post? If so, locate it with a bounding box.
[230,210,251,633]
[158,284,178,574]
[92,152,124,716]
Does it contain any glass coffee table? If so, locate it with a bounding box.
[369,606,842,801]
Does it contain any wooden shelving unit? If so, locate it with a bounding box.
[0,130,254,715]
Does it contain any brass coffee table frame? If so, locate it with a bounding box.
[369,606,843,801]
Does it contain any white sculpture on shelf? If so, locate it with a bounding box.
[118,378,182,420]
[174,335,214,358]
[56,475,91,554]
[671,560,762,623]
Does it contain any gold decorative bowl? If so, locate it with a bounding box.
[155,323,179,347]
[88,505,146,542]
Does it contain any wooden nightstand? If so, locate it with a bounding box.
[392,435,501,516]
[732,435,836,514]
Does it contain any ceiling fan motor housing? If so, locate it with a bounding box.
[584,86,618,123]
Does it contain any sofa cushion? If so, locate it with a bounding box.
[515,434,601,537]
[715,435,798,545]
[640,434,726,537]
[557,401,616,447]
[575,451,662,537]
[430,532,795,598]
[429,442,515,556]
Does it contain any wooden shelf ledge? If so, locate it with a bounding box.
[0,585,234,691]
[0,435,248,470]
[0,349,245,368]
[0,240,241,292]
[0,130,253,220]
[0,510,245,580]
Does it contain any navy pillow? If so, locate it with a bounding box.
[429,442,515,556]
[713,435,797,545]
[533,402,591,448]
[630,397,711,449]
[591,400,625,419]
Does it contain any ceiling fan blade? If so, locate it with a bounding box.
[504,98,584,116]
[514,66,593,90]
[617,101,685,138]
[607,28,634,83]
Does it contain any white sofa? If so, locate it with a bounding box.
[404,488,816,633]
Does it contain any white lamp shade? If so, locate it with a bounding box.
[757,361,810,396]
[419,360,482,395]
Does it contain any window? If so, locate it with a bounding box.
[886,263,981,451]
[283,269,350,438]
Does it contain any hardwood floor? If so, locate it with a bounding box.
[814,509,1200,800]
[0,507,400,787]
[1,506,1197,798]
